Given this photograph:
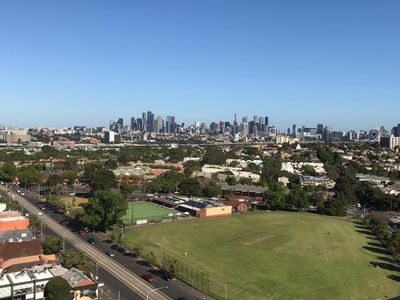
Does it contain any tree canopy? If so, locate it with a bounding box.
[81,190,127,231]
[44,277,72,300]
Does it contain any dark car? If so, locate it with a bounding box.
[160,270,174,281]
[87,238,95,245]
[141,274,155,282]
[106,251,115,257]
[103,239,113,244]
[111,244,119,250]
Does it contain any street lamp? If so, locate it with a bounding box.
[146,286,168,300]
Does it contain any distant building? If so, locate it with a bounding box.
[0,128,31,144]
[104,131,115,143]
[380,135,400,149]
[300,175,335,189]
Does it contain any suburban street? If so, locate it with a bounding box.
[0,185,210,300]
[0,185,172,300]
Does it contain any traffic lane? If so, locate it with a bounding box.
[84,232,192,300]
[9,191,171,300]
[41,226,141,300]
[14,187,205,300]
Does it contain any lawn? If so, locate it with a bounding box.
[122,201,176,224]
[122,212,400,300]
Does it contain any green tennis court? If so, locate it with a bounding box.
[122,201,176,224]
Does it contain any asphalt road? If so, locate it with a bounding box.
[0,185,210,300]
[0,185,171,300]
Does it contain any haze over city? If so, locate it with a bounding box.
[1,0,399,129]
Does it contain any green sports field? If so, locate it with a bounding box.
[122,201,175,224]
[123,212,400,300]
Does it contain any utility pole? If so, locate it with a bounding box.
[62,235,65,253]
[117,290,120,300]
[160,244,163,269]
[224,280,228,300]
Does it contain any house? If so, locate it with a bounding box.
[300,176,335,189]
[221,183,267,203]
[228,199,252,213]
[0,240,57,273]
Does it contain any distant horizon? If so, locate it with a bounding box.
[1,113,398,133]
[1,1,399,130]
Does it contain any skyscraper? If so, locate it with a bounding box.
[317,124,324,135]
[264,116,269,128]
[292,124,296,138]
[146,111,154,132]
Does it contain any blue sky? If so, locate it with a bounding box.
[0,0,399,130]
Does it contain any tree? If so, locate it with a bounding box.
[44,277,72,300]
[47,174,64,187]
[61,250,94,274]
[18,165,42,187]
[302,165,317,176]
[183,160,201,176]
[42,235,62,255]
[81,190,128,231]
[120,183,134,198]
[239,177,254,185]
[320,196,346,216]
[265,182,286,210]
[334,176,356,204]
[179,178,202,196]
[105,159,118,169]
[201,148,227,165]
[117,152,130,165]
[225,176,237,186]
[0,162,17,182]
[287,185,308,211]
[90,168,116,191]
[260,157,281,185]
[202,183,219,198]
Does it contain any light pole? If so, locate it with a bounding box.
[146,286,168,300]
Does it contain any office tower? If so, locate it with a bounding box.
[323,126,332,142]
[136,118,142,132]
[116,118,123,128]
[155,116,163,133]
[253,115,258,123]
[292,124,296,138]
[287,128,291,135]
[264,116,269,128]
[130,117,137,130]
[170,116,176,133]
[317,124,324,135]
[146,111,154,132]
[104,131,115,143]
[142,113,147,132]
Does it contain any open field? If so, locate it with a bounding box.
[123,212,400,300]
[122,201,176,224]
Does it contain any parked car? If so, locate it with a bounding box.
[103,239,113,244]
[106,251,115,257]
[78,229,86,236]
[111,244,119,250]
[141,274,155,282]
[87,238,95,245]
[160,270,174,281]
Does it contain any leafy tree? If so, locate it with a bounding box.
[0,162,17,182]
[44,277,72,300]
[320,195,346,216]
[61,250,94,274]
[82,190,127,231]
[18,165,42,186]
[105,159,118,169]
[238,177,254,185]
[225,176,237,186]
[287,185,308,211]
[120,183,134,198]
[179,178,202,196]
[260,157,281,184]
[117,152,130,165]
[334,176,356,204]
[264,182,286,210]
[47,174,64,187]
[302,165,317,176]
[42,235,62,255]
[148,171,184,194]
[202,183,219,198]
[90,168,116,191]
[201,148,227,165]
[183,160,201,176]
[325,164,339,181]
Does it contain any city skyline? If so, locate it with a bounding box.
[1,1,399,129]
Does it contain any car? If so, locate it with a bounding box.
[141,274,155,282]
[106,251,115,257]
[111,244,119,250]
[20,192,24,196]
[87,238,95,245]
[160,271,173,281]
[103,239,113,244]
[78,229,86,236]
